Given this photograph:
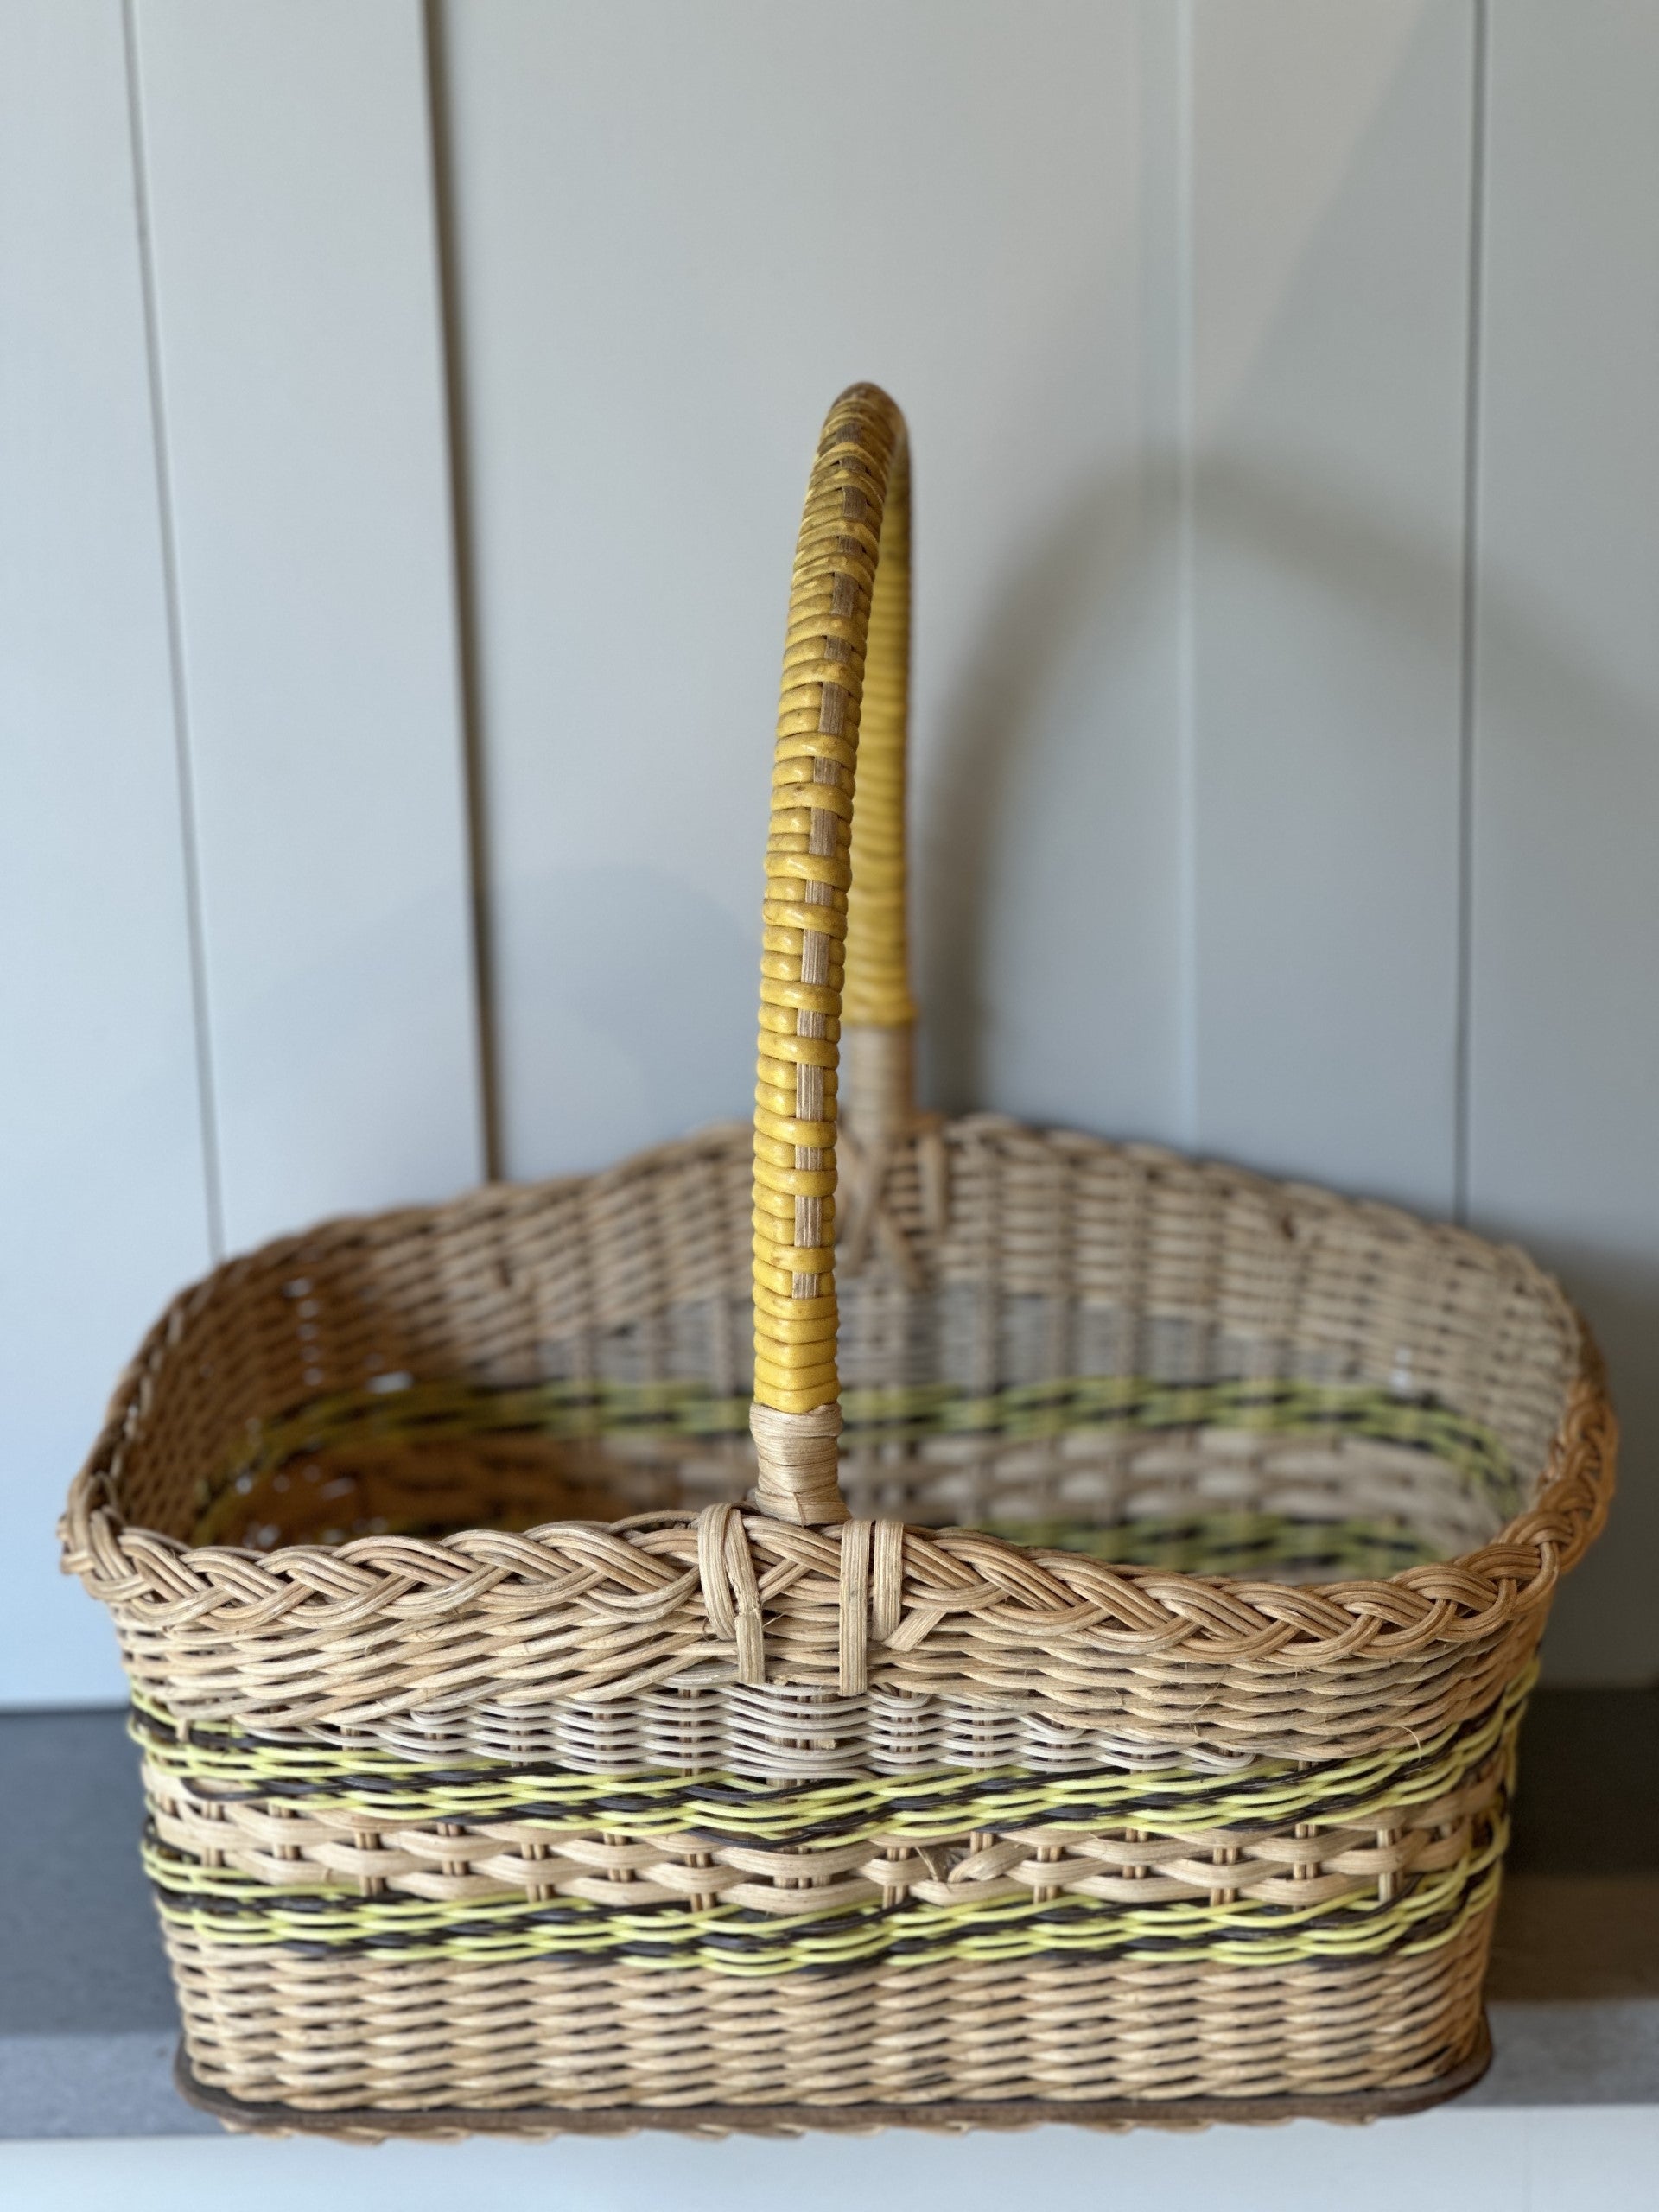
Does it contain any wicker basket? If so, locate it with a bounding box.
[63,385,1613,2139]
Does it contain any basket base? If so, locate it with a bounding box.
[174,2018,1491,2142]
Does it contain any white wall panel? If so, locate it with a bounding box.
[0,0,211,1701]
[435,0,1184,1179]
[1469,1,1659,1683]
[8,0,1657,1702]
[1187,0,1475,1211]
[129,0,483,1249]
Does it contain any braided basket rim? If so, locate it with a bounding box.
[60,1118,1615,1676]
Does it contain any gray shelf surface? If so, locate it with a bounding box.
[3,1692,1656,2138]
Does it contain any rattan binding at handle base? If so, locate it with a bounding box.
[174,2023,1493,2142]
[750,385,915,1523]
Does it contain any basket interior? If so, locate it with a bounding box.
[111,1123,1580,1586]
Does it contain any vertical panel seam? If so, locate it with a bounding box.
[421,0,503,1183]
[121,0,225,1258]
[1173,0,1198,1152]
[1454,0,1491,1227]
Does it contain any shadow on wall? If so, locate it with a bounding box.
[912,450,1657,1686]
[918,470,1162,1117]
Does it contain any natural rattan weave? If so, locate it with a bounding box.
[138,1668,1522,1963]
[64,1121,1606,1761]
[168,1912,1497,2121]
[62,385,1611,2134]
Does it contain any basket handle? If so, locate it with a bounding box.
[750,385,914,1525]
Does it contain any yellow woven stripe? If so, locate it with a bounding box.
[841,438,913,1027]
[187,1370,1521,1553]
[140,1680,1522,1977]
[147,1830,1505,1979]
[214,1371,1514,1471]
[753,385,908,1413]
[214,1372,1511,1472]
[135,1666,1532,1843]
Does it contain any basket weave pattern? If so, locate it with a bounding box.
[166,1924,1495,2124]
[65,1125,1606,1759]
[137,1664,1522,1997]
[62,386,1612,2133]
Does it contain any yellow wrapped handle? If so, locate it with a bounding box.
[750,386,913,1523]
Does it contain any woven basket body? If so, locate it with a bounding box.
[63,390,1611,2136]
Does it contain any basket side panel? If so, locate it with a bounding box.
[163,1912,1494,2116]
